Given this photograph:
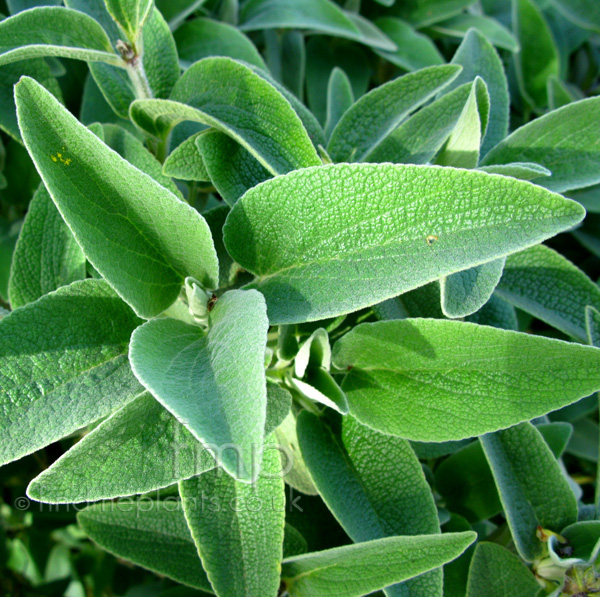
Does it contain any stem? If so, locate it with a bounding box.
[127,58,153,100]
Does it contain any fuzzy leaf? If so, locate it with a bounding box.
[0,7,123,67]
[281,532,476,597]
[224,163,584,324]
[465,543,540,597]
[131,58,320,175]
[15,76,218,319]
[481,97,600,193]
[8,184,86,308]
[481,422,578,561]
[327,64,461,162]
[129,289,269,482]
[239,0,396,51]
[332,318,600,441]
[78,502,213,592]
[496,244,600,343]
[0,279,143,466]
[297,412,442,596]
[179,436,285,597]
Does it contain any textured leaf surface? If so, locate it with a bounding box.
[162,132,210,182]
[440,258,506,319]
[367,82,476,164]
[443,28,509,157]
[389,0,477,27]
[129,290,269,481]
[0,7,123,67]
[9,184,85,309]
[197,131,270,206]
[496,244,600,342]
[327,65,460,162]
[549,0,600,32]
[16,77,218,319]
[481,97,600,193]
[180,437,285,597]
[224,163,584,324]
[0,279,142,466]
[281,532,476,597]
[332,318,600,441]
[481,422,578,561]
[297,412,442,596]
[104,0,153,42]
[239,0,396,50]
[28,381,290,504]
[132,58,320,175]
[465,542,540,597]
[78,502,213,592]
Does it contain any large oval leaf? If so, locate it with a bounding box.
[224,163,584,324]
[129,289,269,482]
[332,318,600,442]
[15,76,218,319]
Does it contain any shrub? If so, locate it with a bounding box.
[1,0,600,595]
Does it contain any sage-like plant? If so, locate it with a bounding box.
[1,0,600,595]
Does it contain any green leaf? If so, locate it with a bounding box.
[8,184,86,309]
[179,436,285,597]
[430,15,520,53]
[78,502,213,592]
[99,122,182,197]
[388,0,477,28]
[327,64,461,162]
[374,17,444,72]
[104,0,153,43]
[0,219,21,302]
[0,58,62,142]
[332,318,600,442]
[443,28,509,158]
[297,412,443,596]
[366,81,478,165]
[0,279,143,466]
[132,58,320,175]
[495,244,600,343]
[27,381,290,504]
[224,163,584,324]
[481,422,578,561]
[129,289,269,482]
[16,76,218,319]
[163,131,210,182]
[547,75,577,111]
[465,542,540,597]
[281,532,476,597]
[239,0,396,51]
[547,0,600,33]
[512,0,560,108]
[477,162,551,181]
[440,257,506,319]
[435,77,485,168]
[435,422,571,523]
[0,7,123,67]
[274,412,319,496]
[202,205,236,289]
[174,18,265,69]
[196,131,270,207]
[481,97,600,193]
[324,67,354,141]
[28,392,216,503]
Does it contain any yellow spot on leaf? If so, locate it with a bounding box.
[426,235,438,246]
[51,155,58,162]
